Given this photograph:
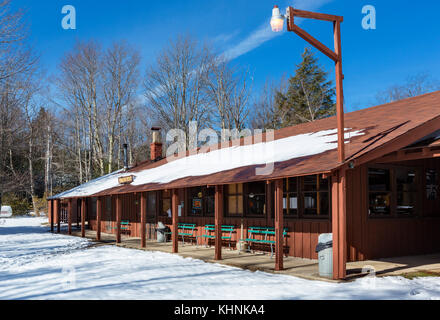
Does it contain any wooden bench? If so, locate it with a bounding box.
[240,226,288,258]
[196,225,235,249]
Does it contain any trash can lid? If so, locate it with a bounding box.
[316,241,333,253]
[318,233,333,244]
[157,221,166,228]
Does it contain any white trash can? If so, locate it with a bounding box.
[156,222,169,243]
[316,233,333,278]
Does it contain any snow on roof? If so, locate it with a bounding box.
[52,128,364,199]
[50,169,126,200]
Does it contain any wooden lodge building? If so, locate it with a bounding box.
[48,91,440,280]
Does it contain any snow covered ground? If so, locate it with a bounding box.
[1,217,440,300]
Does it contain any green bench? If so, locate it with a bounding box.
[196,225,235,249]
[241,226,288,258]
[113,220,131,235]
[165,223,197,245]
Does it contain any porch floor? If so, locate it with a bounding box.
[66,227,440,282]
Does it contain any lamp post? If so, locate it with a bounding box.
[271,6,345,163]
[271,6,348,279]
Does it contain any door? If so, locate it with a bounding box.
[146,192,158,240]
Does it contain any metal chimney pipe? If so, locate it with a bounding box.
[123,143,128,171]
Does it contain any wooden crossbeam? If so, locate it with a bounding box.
[376,148,440,164]
[290,8,343,22]
[288,24,339,62]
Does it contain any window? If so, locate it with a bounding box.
[303,176,330,216]
[91,197,97,219]
[426,169,439,200]
[396,168,418,215]
[105,196,112,217]
[368,168,391,216]
[283,178,298,216]
[147,192,157,218]
[187,186,215,217]
[205,187,215,216]
[160,190,171,217]
[227,184,243,216]
[188,187,203,216]
[368,166,421,217]
[246,182,266,216]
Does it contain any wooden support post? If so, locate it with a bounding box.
[141,192,147,248]
[116,195,122,244]
[334,20,345,163]
[332,169,347,280]
[215,185,224,261]
[49,200,54,233]
[274,179,284,271]
[55,199,61,233]
[81,198,86,238]
[266,181,273,225]
[96,197,102,241]
[76,200,80,228]
[172,189,179,254]
[68,199,72,235]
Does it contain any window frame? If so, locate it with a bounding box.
[367,164,422,219]
[225,183,245,217]
[301,175,331,218]
[186,186,215,217]
[159,189,171,217]
[244,181,267,217]
[282,175,331,220]
[146,191,158,219]
[283,177,300,217]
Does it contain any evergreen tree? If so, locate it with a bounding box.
[275,48,335,127]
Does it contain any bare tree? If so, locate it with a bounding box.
[0,0,36,82]
[0,0,37,210]
[250,77,288,130]
[102,41,140,173]
[55,39,143,183]
[206,57,252,135]
[229,67,251,131]
[144,35,213,150]
[377,73,439,104]
[57,41,101,182]
[0,78,27,203]
[22,73,43,216]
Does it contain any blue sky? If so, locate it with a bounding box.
[12,0,440,112]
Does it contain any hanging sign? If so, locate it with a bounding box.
[118,175,134,185]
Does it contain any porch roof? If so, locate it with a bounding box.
[49,90,440,200]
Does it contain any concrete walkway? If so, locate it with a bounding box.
[64,227,440,282]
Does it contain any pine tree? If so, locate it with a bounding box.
[275,48,335,127]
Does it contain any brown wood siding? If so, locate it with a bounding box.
[346,160,440,262]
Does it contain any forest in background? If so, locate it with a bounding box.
[0,0,438,215]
